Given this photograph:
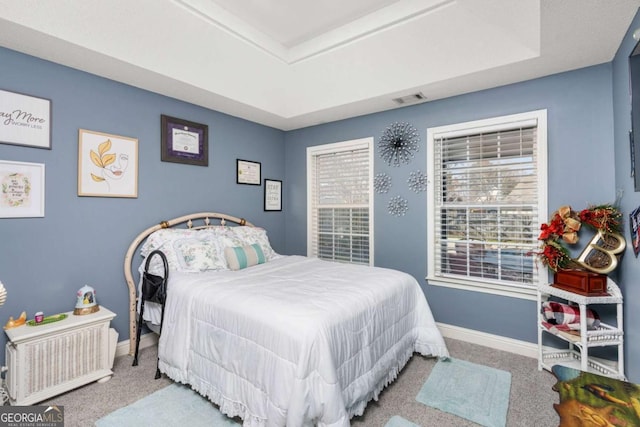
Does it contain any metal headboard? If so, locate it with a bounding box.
[123,212,254,356]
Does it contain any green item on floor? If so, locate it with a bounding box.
[95,383,240,427]
[416,357,511,427]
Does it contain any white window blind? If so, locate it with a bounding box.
[427,111,547,297]
[307,138,373,265]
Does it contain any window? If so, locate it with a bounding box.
[426,110,547,298]
[307,138,374,265]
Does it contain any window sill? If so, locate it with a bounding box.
[425,276,537,301]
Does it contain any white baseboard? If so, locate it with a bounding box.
[437,322,537,359]
[115,333,158,358]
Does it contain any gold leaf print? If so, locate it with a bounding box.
[91,173,105,182]
[98,139,112,156]
[90,150,103,167]
[102,153,116,167]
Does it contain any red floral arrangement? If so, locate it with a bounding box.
[579,205,622,233]
[536,204,622,272]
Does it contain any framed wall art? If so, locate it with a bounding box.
[0,89,51,149]
[161,115,208,166]
[631,205,640,257]
[78,129,138,198]
[264,179,282,211]
[236,159,261,185]
[0,160,45,217]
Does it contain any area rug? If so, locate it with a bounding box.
[552,365,640,426]
[95,383,240,427]
[384,415,421,427]
[416,357,511,427]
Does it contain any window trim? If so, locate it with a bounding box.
[306,137,375,265]
[426,110,548,300]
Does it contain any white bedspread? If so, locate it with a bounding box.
[158,256,448,427]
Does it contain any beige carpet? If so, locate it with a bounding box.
[40,337,559,426]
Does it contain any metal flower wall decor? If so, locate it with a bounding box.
[388,195,409,216]
[407,170,428,193]
[374,173,392,194]
[378,122,420,167]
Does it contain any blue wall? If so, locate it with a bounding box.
[0,47,286,361]
[284,64,618,361]
[613,9,640,383]
[3,14,640,382]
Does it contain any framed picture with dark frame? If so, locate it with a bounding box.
[264,179,282,211]
[236,159,261,185]
[0,88,51,149]
[161,115,208,166]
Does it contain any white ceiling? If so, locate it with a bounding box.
[0,0,638,130]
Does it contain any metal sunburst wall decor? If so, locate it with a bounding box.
[407,170,428,193]
[378,122,420,167]
[388,195,409,216]
[374,173,392,194]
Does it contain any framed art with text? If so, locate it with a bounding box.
[0,89,51,149]
[161,115,208,166]
[237,159,261,185]
[0,160,45,217]
[78,129,138,198]
[264,179,282,211]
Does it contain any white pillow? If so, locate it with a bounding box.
[141,228,223,274]
[173,238,227,272]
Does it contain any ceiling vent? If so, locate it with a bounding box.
[392,92,427,105]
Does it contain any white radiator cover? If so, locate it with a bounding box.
[5,307,116,406]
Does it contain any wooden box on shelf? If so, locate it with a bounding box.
[552,270,608,296]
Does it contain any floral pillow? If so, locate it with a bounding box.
[140,226,277,274]
[173,238,227,272]
[141,228,224,274]
[223,226,277,261]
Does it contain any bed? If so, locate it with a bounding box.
[124,212,449,427]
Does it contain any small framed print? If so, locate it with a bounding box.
[0,160,45,217]
[630,205,640,257]
[161,115,208,166]
[78,129,138,198]
[264,179,282,211]
[0,89,51,149]
[237,159,261,185]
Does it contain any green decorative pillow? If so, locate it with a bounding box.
[224,243,266,271]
